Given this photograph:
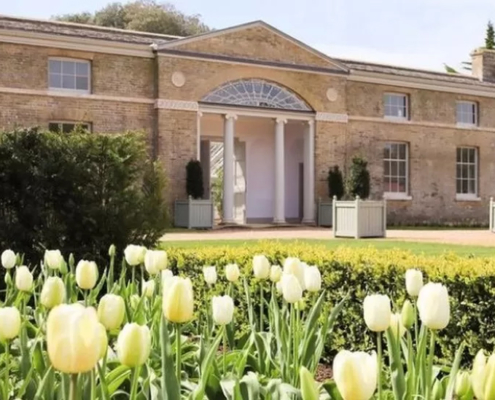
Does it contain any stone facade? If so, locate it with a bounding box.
[2,16,495,225]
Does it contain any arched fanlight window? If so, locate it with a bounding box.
[201,79,312,111]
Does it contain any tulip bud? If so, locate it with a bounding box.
[212,295,234,325]
[363,294,391,332]
[47,304,102,373]
[432,379,444,400]
[333,350,377,400]
[76,260,98,290]
[108,244,116,257]
[304,266,321,292]
[401,300,414,330]
[44,250,64,270]
[1,249,16,269]
[0,307,21,340]
[417,282,450,330]
[98,323,108,360]
[203,266,217,286]
[40,277,66,309]
[455,371,471,398]
[4,270,12,286]
[142,280,155,298]
[225,264,240,282]
[15,266,33,292]
[130,294,140,310]
[389,313,406,337]
[116,323,151,367]
[124,245,147,266]
[300,366,319,400]
[163,277,194,323]
[405,269,423,297]
[161,269,174,288]
[281,274,303,304]
[97,294,125,331]
[253,255,270,280]
[144,250,167,275]
[270,265,282,283]
[283,257,306,290]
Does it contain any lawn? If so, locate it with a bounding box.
[162,238,495,257]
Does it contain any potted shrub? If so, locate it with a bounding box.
[317,165,344,226]
[174,159,214,229]
[333,157,386,238]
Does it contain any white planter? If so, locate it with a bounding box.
[317,200,333,227]
[174,197,214,229]
[332,196,387,238]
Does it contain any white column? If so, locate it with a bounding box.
[196,111,203,160]
[273,118,287,224]
[302,120,315,224]
[222,113,236,224]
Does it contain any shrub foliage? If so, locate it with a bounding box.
[327,165,344,199]
[185,159,204,199]
[346,156,370,199]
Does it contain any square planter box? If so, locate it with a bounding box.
[174,197,214,229]
[317,200,333,227]
[332,197,387,238]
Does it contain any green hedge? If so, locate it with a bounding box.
[161,242,495,365]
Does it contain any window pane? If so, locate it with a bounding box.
[62,124,76,133]
[62,75,75,89]
[76,77,89,90]
[399,161,406,177]
[468,179,475,194]
[462,149,468,163]
[49,60,62,74]
[468,164,475,179]
[384,161,390,175]
[398,178,406,192]
[390,176,398,192]
[391,144,398,159]
[49,73,61,88]
[48,123,61,133]
[61,61,75,74]
[384,145,391,159]
[462,180,468,193]
[456,179,461,194]
[456,148,461,162]
[461,164,468,179]
[391,162,398,175]
[399,144,406,160]
[76,62,89,76]
[456,164,462,179]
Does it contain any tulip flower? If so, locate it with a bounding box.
[401,300,414,330]
[75,260,98,290]
[432,379,444,400]
[40,277,66,309]
[300,367,319,400]
[15,266,33,292]
[161,269,174,287]
[108,244,116,257]
[270,265,282,283]
[144,250,167,275]
[116,323,151,367]
[389,313,406,337]
[252,255,270,280]
[1,249,16,269]
[281,274,303,304]
[163,277,194,323]
[455,370,471,398]
[283,257,305,290]
[124,244,147,266]
[212,295,234,325]
[44,249,64,270]
[97,323,108,360]
[471,350,495,400]
[142,280,155,298]
[225,263,240,282]
[47,304,102,373]
[405,269,423,297]
[276,280,283,294]
[203,266,217,286]
[97,294,125,331]
[417,282,450,330]
[304,266,321,292]
[130,294,140,310]
[363,294,391,332]
[0,306,21,340]
[333,350,377,400]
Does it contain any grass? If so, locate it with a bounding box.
[161,238,495,257]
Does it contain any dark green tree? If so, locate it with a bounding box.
[186,159,204,199]
[53,0,209,36]
[327,165,344,200]
[345,157,371,199]
[486,21,495,49]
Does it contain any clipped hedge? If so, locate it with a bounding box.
[161,242,495,365]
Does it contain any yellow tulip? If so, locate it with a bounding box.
[116,323,151,367]
[97,294,125,331]
[75,260,98,290]
[40,277,66,309]
[0,307,21,340]
[163,277,194,323]
[47,303,102,373]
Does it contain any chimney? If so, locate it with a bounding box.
[471,48,495,82]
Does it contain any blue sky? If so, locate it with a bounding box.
[1,0,493,71]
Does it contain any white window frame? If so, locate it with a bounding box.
[456,101,478,127]
[48,57,91,94]
[48,121,92,133]
[456,147,479,201]
[384,93,409,121]
[383,142,411,200]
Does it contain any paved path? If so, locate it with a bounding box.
[163,228,495,246]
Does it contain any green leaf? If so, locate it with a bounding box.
[160,316,180,400]
[385,329,406,400]
[444,342,466,400]
[192,328,223,400]
[300,367,320,400]
[239,372,261,400]
[322,381,343,400]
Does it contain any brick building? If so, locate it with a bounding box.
[1,15,495,225]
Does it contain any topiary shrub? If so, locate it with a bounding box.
[186,159,204,199]
[327,165,344,200]
[346,157,371,199]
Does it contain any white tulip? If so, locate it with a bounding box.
[0,307,21,340]
[203,266,217,286]
[144,250,167,275]
[40,277,66,309]
[363,294,391,332]
[161,269,174,288]
[417,282,450,330]
[142,280,155,298]
[212,295,234,325]
[304,266,321,292]
[333,350,377,400]
[253,255,270,280]
[283,257,305,290]
[281,274,303,303]
[1,250,16,269]
[15,266,33,292]
[270,265,282,283]
[471,350,495,400]
[405,269,423,297]
[75,260,98,290]
[124,245,147,266]
[225,264,240,282]
[389,313,406,337]
[44,250,64,270]
[276,280,283,294]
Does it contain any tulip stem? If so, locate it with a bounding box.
[426,330,436,400]
[69,374,78,400]
[413,301,419,346]
[377,332,383,400]
[129,366,140,400]
[290,303,296,384]
[223,326,227,377]
[175,324,182,384]
[4,341,9,396]
[259,284,264,332]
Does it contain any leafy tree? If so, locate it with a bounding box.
[186,159,204,199]
[327,165,344,200]
[53,0,210,36]
[486,21,495,49]
[345,157,370,199]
